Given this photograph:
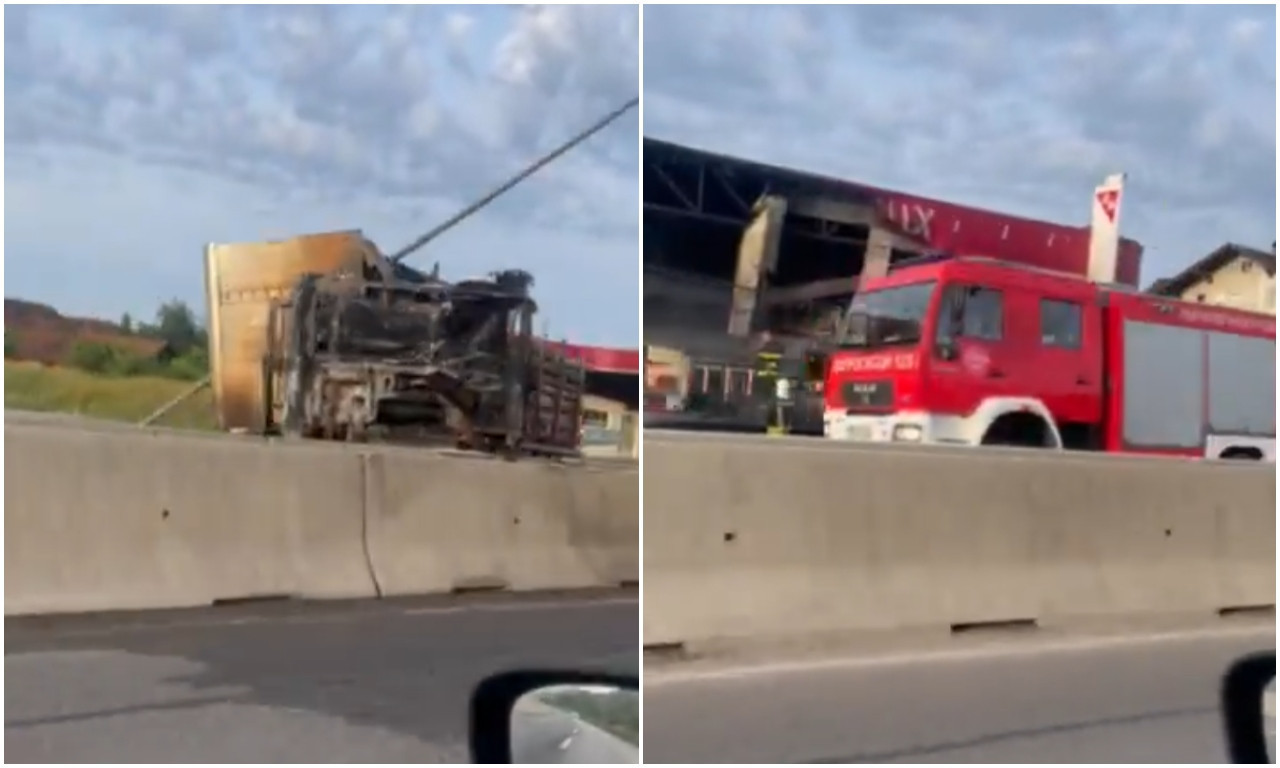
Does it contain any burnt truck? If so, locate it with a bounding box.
[268,246,584,455]
[204,233,585,457]
[202,98,637,459]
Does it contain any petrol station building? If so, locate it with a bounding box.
[642,135,1146,412]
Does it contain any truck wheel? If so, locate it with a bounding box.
[1219,447,1264,461]
[981,413,1053,448]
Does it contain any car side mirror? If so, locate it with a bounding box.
[469,670,639,764]
[1221,651,1275,763]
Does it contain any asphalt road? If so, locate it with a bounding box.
[5,591,638,763]
[644,621,1275,764]
[512,696,638,763]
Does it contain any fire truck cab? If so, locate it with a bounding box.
[823,254,1276,460]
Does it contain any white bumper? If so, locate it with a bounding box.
[823,410,974,446]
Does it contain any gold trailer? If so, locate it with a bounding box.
[203,229,367,433]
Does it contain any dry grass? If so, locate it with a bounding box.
[4,360,217,430]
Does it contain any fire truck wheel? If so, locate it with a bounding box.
[981,413,1054,449]
[1219,447,1264,461]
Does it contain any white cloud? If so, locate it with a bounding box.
[644,5,1276,279]
[5,5,640,346]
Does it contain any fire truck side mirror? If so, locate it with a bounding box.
[944,286,966,325]
[934,285,965,361]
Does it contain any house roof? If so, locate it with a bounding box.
[1146,243,1276,297]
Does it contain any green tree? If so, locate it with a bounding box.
[68,341,121,375]
[120,312,134,333]
[67,341,170,378]
[4,331,15,359]
[152,300,205,355]
[166,345,210,381]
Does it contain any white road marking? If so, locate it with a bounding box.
[645,624,1275,687]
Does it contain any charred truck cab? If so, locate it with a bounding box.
[823,178,1277,460]
[262,240,584,456]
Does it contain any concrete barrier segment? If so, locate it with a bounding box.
[643,437,1275,651]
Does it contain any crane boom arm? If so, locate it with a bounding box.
[389,96,640,263]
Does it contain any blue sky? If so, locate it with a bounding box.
[644,5,1276,283]
[5,5,640,347]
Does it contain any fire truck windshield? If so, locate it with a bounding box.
[840,281,937,349]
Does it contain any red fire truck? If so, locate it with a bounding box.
[823,175,1277,461]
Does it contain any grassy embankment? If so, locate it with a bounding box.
[4,360,216,430]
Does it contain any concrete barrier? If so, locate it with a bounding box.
[363,451,638,596]
[643,436,1276,651]
[5,423,638,616]
[4,423,375,615]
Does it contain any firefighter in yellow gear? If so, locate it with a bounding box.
[752,333,791,435]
